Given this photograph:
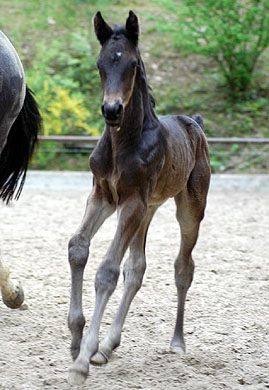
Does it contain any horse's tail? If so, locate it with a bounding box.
[193,114,204,131]
[0,85,42,203]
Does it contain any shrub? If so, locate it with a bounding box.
[38,83,98,137]
[153,0,269,99]
[27,31,103,135]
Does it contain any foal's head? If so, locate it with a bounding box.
[94,11,140,128]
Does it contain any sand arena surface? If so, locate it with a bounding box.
[0,173,268,390]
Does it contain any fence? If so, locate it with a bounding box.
[35,136,269,173]
[38,135,269,145]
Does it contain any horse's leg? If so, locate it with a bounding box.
[68,186,115,361]
[171,168,209,353]
[91,205,158,365]
[68,193,147,385]
[0,250,24,309]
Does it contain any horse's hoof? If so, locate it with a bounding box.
[90,350,109,365]
[2,283,24,309]
[68,369,87,385]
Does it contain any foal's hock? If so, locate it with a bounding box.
[68,10,211,385]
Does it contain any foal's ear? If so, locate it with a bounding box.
[93,11,113,45]
[125,10,139,46]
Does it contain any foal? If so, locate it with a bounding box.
[68,11,210,385]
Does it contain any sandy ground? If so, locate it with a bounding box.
[0,173,268,390]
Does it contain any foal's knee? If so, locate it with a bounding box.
[68,311,85,333]
[95,263,120,295]
[123,260,146,291]
[68,234,89,269]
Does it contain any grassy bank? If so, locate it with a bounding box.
[1,0,268,172]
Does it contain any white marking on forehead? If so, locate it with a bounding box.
[116,52,122,57]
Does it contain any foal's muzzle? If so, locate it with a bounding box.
[102,100,123,127]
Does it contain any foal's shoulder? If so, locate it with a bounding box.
[90,130,112,176]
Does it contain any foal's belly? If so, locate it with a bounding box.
[149,166,191,205]
[149,129,196,204]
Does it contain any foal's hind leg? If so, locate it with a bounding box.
[91,205,158,365]
[171,185,208,353]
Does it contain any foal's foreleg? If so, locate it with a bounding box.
[68,188,115,361]
[0,251,24,309]
[91,206,157,365]
[68,194,146,385]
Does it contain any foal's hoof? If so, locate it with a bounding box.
[2,283,24,309]
[170,340,186,354]
[90,350,109,365]
[68,360,89,385]
[170,345,186,354]
[68,369,87,386]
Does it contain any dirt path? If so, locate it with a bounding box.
[0,174,268,389]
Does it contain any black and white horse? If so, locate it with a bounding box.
[0,30,41,308]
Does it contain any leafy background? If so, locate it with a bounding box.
[0,0,268,172]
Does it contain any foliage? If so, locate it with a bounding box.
[27,32,102,136]
[24,29,103,167]
[31,142,91,170]
[31,141,59,169]
[152,0,269,99]
[209,143,269,173]
[35,83,98,137]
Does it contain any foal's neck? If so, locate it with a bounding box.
[109,79,158,149]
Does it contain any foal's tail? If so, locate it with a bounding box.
[0,86,42,203]
[193,114,204,131]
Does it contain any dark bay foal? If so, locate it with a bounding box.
[68,11,211,385]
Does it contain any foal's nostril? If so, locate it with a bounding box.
[102,101,123,122]
[115,103,123,118]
